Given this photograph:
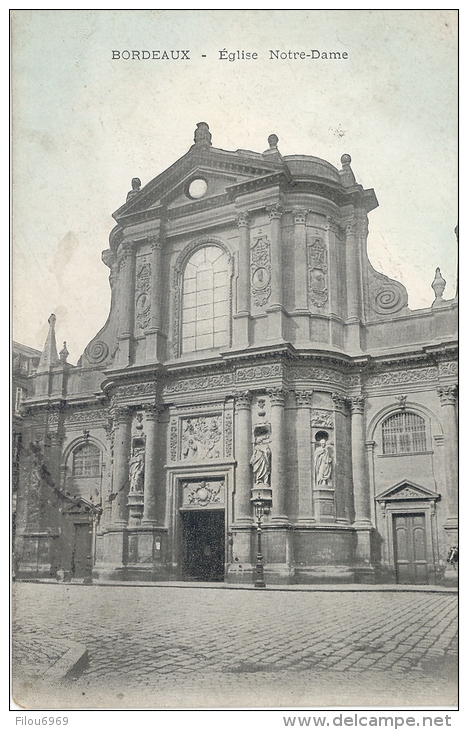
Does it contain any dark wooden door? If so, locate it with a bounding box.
[181,510,225,582]
[393,513,428,584]
[71,522,93,579]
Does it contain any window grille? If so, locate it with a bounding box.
[182,246,229,353]
[382,412,427,454]
[72,442,101,477]
[14,387,25,413]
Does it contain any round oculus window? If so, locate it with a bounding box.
[188,178,208,199]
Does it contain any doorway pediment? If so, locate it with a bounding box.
[376,480,440,503]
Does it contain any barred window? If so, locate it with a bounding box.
[182,246,229,353]
[382,412,427,454]
[72,443,101,477]
[14,387,25,413]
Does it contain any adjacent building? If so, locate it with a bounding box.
[14,124,458,585]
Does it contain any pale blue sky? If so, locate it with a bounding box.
[12,9,458,360]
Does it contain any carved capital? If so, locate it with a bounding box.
[149,235,162,252]
[437,385,458,406]
[112,406,131,424]
[344,220,357,236]
[347,396,365,414]
[236,212,250,228]
[331,393,346,411]
[292,208,307,225]
[141,403,165,420]
[104,418,114,438]
[268,387,286,406]
[294,390,313,407]
[121,241,135,258]
[326,216,339,234]
[47,431,63,447]
[109,268,119,288]
[234,390,252,410]
[267,203,283,221]
[357,219,369,238]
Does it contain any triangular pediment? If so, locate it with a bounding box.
[113,145,283,223]
[375,480,440,502]
[58,490,102,515]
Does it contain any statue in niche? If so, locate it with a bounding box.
[315,439,333,486]
[250,435,272,486]
[128,449,145,493]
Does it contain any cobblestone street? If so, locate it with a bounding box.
[12,583,458,710]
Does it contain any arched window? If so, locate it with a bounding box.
[182,245,229,352]
[382,412,427,455]
[72,442,101,477]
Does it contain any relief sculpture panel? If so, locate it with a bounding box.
[182,480,225,507]
[181,415,223,461]
[307,237,328,308]
[251,236,271,307]
[135,258,151,330]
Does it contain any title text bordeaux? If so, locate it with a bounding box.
[111,49,348,61]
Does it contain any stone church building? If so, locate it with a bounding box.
[15,123,458,585]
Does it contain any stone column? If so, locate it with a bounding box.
[293,209,308,311]
[117,242,136,367]
[294,390,314,524]
[345,220,359,321]
[267,204,285,341]
[149,237,162,330]
[349,396,372,527]
[437,385,458,526]
[233,213,251,348]
[141,405,162,526]
[332,393,353,523]
[344,220,361,351]
[234,391,253,526]
[269,387,288,524]
[144,235,164,361]
[111,406,132,527]
[268,204,283,308]
[326,216,340,317]
[46,431,64,576]
[349,395,373,575]
[236,213,251,315]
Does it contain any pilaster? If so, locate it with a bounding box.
[268,387,288,525]
[437,385,458,534]
[111,406,132,527]
[293,208,308,312]
[233,213,251,348]
[294,390,315,525]
[344,219,362,351]
[145,234,165,362]
[233,391,253,526]
[115,242,136,367]
[266,204,286,341]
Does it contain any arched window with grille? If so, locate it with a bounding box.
[72,442,101,477]
[181,245,230,353]
[381,412,427,455]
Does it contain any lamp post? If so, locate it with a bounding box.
[250,486,272,588]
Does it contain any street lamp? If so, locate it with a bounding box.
[250,486,272,588]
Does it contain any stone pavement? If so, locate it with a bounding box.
[12,582,458,710]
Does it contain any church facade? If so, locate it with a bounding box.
[15,123,458,585]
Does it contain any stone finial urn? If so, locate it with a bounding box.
[431,267,446,304]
